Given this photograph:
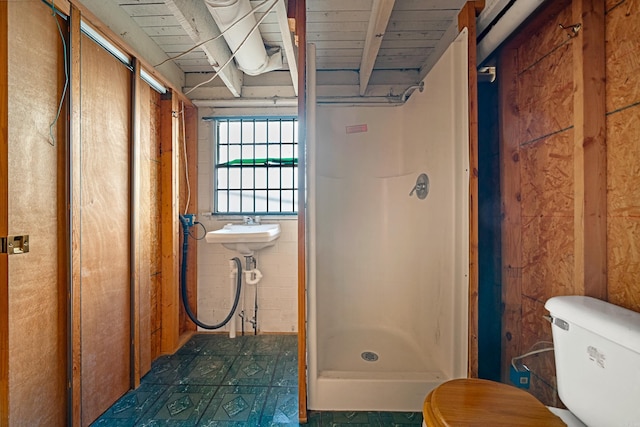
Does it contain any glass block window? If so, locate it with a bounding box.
[214,117,298,214]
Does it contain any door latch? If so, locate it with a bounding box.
[1,235,29,255]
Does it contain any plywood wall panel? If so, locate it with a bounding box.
[499,0,640,406]
[608,216,640,312]
[520,297,558,407]
[516,5,573,72]
[517,44,574,144]
[606,0,625,11]
[501,0,640,406]
[520,131,574,302]
[607,107,640,216]
[6,2,67,424]
[607,103,640,312]
[499,0,574,404]
[520,132,574,218]
[80,34,131,426]
[605,0,640,113]
[521,216,574,300]
[149,91,163,360]
[138,81,153,376]
[150,273,162,359]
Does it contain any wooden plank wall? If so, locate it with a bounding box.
[2,1,193,424]
[79,32,132,425]
[137,78,155,377]
[3,2,68,425]
[499,0,640,406]
[605,0,640,312]
[148,88,164,361]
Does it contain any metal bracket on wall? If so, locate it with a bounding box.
[0,235,30,255]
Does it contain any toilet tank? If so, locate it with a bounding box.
[545,296,640,426]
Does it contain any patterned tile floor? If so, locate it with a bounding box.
[92,334,423,426]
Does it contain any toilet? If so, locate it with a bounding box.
[423,296,640,426]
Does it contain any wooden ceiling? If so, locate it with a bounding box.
[104,0,470,101]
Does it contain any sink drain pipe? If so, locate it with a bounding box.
[243,256,263,335]
[179,215,242,332]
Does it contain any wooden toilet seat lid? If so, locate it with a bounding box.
[423,378,566,426]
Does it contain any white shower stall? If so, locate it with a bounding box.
[307,30,470,411]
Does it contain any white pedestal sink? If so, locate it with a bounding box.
[205,223,281,255]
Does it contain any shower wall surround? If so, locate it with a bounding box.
[307,30,470,411]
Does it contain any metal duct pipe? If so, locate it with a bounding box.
[205,0,282,75]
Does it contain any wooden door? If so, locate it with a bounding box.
[79,33,132,426]
[1,2,68,425]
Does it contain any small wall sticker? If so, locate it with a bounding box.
[345,124,368,134]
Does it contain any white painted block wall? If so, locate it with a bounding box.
[196,107,299,333]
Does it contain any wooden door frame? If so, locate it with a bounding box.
[458,0,483,379]
[0,0,9,422]
[68,5,82,424]
[296,0,307,422]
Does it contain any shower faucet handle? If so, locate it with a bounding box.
[409,173,430,199]
[409,183,422,196]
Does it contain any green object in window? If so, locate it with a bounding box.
[218,157,297,167]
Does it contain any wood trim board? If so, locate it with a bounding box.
[458,0,483,379]
[0,0,9,422]
[178,101,198,335]
[160,93,180,354]
[572,0,607,299]
[296,0,307,423]
[69,5,82,425]
[131,58,142,388]
[498,46,522,383]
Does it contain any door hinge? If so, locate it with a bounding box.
[1,235,30,255]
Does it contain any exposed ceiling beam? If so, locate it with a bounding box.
[165,0,243,97]
[275,0,298,95]
[358,0,395,96]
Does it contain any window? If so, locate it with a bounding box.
[214,117,298,214]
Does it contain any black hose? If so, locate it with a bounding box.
[179,215,242,329]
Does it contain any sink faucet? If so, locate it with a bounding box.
[243,216,261,225]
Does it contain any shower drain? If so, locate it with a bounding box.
[361,351,379,362]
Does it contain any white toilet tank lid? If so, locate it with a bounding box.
[545,296,640,354]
